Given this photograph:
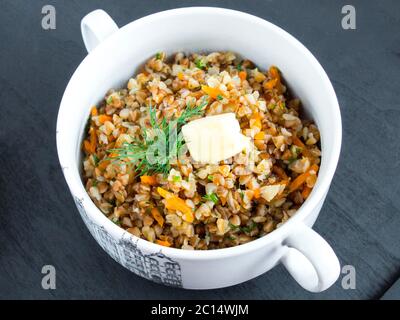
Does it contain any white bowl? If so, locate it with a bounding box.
[57,7,342,291]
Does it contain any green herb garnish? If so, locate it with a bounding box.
[172,175,181,182]
[203,193,219,204]
[229,221,257,233]
[106,95,113,105]
[229,222,240,231]
[112,217,121,226]
[195,58,207,70]
[290,145,302,159]
[207,175,214,181]
[241,221,257,233]
[92,154,99,166]
[107,99,208,176]
[236,62,243,71]
[216,94,224,101]
[155,52,162,60]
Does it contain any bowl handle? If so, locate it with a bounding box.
[281,223,340,292]
[81,9,119,53]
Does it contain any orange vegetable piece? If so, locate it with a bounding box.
[250,113,262,129]
[254,132,265,140]
[83,127,97,154]
[302,186,312,199]
[97,160,110,171]
[157,187,172,199]
[292,135,306,148]
[177,72,185,80]
[91,106,98,116]
[289,164,319,193]
[98,114,113,124]
[201,85,222,99]
[292,136,313,158]
[220,195,227,206]
[157,187,194,223]
[239,71,247,81]
[264,78,278,90]
[269,66,280,80]
[140,175,158,186]
[83,140,93,154]
[156,239,171,247]
[151,207,164,227]
[167,198,193,223]
[253,188,261,199]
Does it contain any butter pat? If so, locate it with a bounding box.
[181,113,250,164]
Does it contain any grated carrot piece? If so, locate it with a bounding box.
[250,113,262,129]
[156,239,171,247]
[239,71,247,81]
[157,187,172,199]
[302,186,312,199]
[184,212,194,223]
[269,66,280,81]
[83,140,93,154]
[254,131,266,140]
[292,136,313,158]
[177,72,185,80]
[140,175,158,186]
[220,195,227,205]
[289,164,319,193]
[167,197,193,222]
[253,188,261,199]
[97,160,110,171]
[83,127,97,154]
[157,188,194,223]
[292,135,306,149]
[98,115,113,124]
[201,85,222,99]
[91,106,98,116]
[264,78,278,90]
[151,207,164,227]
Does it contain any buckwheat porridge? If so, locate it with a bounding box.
[82,52,321,250]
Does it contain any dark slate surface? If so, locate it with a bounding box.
[0,0,399,299]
